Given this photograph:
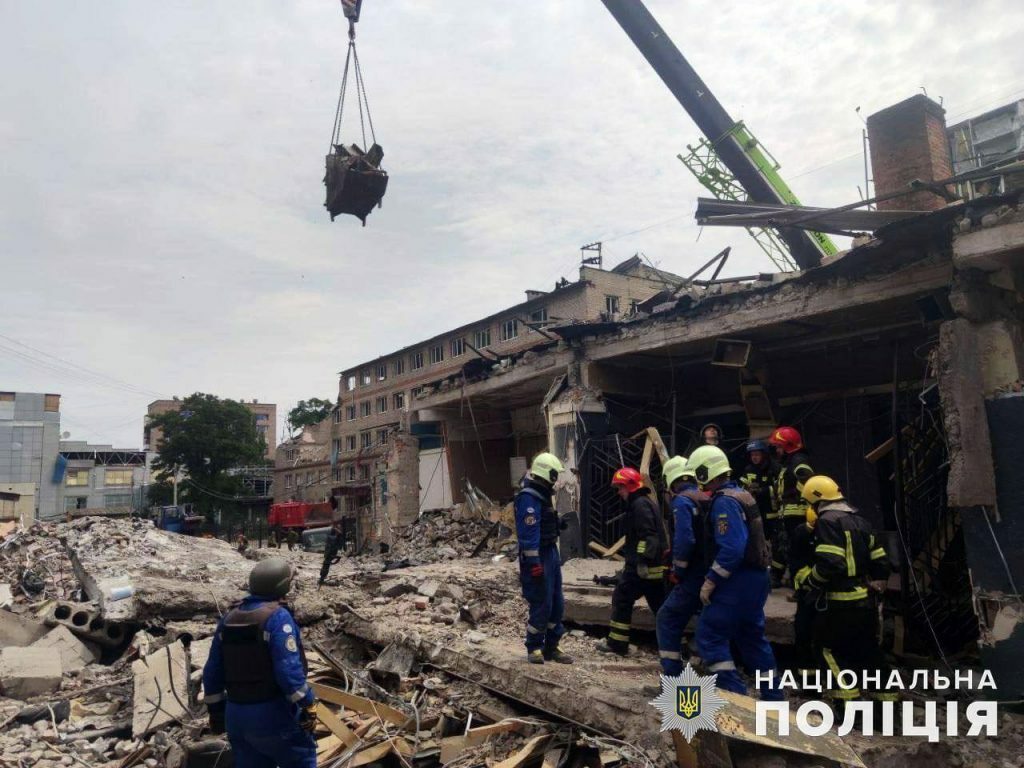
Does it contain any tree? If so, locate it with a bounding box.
[287,397,333,433]
[147,393,267,516]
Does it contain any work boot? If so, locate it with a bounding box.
[543,646,574,664]
[527,650,544,665]
[595,639,628,657]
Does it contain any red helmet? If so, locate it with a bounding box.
[611,467,644,493]
[768,426,803,454]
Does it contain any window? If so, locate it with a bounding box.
[64,497,87,512]
[500,319,518,342]
[105,468,133,486]
[530,307,548,323]
[44,394,60,412]
[605,295,620,315]
[105,493,131,508]
[318,470,326,483]
[346,465,356,482]
[332,438,341,455]
[378,429,389,445]
[254,413,269,423]
[345,405,356,421]
[305,471,313,486]
[393,358,405,376]
[333,467,341,482]
[360,370,372,386]
[393,392,406,410]
[376,396,388,414]
[66,469,90,487]
[360,432,372,448]
[429,344,444,364]
[332,408,341,424]
[412,386,424,399]
[285,473,293,488]
[345,435,357,451]
[410,351,424,370]
[473,328,491,349]
[376,363,388,381]
[450,337,465,357]
[346,375,357,391]
[359,401,371,417]
[629,299,640,315]
[359,465,370,481]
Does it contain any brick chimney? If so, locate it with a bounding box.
[867,94,953,211]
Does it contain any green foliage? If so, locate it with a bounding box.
[287,397,333,433]
[147,393,267,515]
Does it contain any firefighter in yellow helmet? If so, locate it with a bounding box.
[797,475,895,710]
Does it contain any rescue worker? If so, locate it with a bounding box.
[515,452,573,665]
[699,423,723,447]
[203,558,316,768]
[654,456,706,679]
[739,439,776,525]
[789,504,818,670]
[268,530,279,549]
[236,532,248,554]
[796,476,894,709]
[596,467,667,656]
[768,426,814,584]
[687,446,782,700]
[286,528,298,551]
[318,521,345,588]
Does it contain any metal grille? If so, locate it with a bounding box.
[897,409,979,655]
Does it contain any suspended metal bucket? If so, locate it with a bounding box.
[324,143,388,224]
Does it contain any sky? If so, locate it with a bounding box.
[2,0,1023,449]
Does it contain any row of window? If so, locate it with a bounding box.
[330,463,373,483]
[283,469,328,489]
[66,468,134,488]
[337,392,406,422]
[63,493,132,511]
[343,312,554,391]
[332,427,391,454]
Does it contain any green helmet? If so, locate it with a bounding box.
[249,557,294,598]
[685,445,731,487]
[661,455,692,489]
[529,452,565,485]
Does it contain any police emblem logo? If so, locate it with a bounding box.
[717,517,729,535]
[650,663,725,742]
[285,636,298,653]
[677,685,701,720]
[524,514,537,525]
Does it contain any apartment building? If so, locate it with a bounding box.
[272,419,331,505]
[0,391,62,521]
[330,257,683,544]
[144,397,277,460]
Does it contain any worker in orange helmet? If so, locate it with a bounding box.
[595,467,668,655]
[767,426,814,586]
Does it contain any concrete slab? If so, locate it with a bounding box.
[131,641,189,738]
[0,610,49,648]
[30,625,100,673]
[0,647,62,699]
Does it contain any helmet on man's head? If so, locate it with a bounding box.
[661,455,692,489]
[529,452,564,485]
[685,445,731,487]
[768,426,803,455]
[746,439,769,454]
[611,467,644,494]
[249,557,294,598]
[801,475,844,504]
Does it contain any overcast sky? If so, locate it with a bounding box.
[2,0,1022,449]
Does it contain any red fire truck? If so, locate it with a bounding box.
[267,501,334,531]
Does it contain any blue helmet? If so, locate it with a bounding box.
[746,439,769,454]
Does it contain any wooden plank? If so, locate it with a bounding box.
[350,741,392,768]
[542,748,563,768]
[493,735,551,768]
[466,721,521,740]
[439,736,468,765]
[316,702,358,747]
[603,536,626,558]
[310,682,410,727]
[670,731,697,768]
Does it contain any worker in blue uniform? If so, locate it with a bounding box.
[203,558,317,768]
[654,455,707,679]
[515,451,573,665]
[687,446,783,700]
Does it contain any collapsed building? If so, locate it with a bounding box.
[324,94,1024,698]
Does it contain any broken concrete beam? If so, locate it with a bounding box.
[30,625,100,673]
[0,609,49,647]
[47,601,126,648]
[0,647,62,699]
[131,642,189,738]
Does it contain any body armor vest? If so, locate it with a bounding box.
[715,487,771,570]
[221,601,307,704]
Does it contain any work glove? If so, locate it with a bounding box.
[207,704,225,735]
[869,580,887,594]
[793,566,812,592]
[530,562,544,579]
[699,578,716,606]
[298,702,318,734]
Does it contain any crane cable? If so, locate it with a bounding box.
[329,19,377,154]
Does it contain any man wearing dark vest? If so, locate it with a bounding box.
[203,558,317,768]
[596,467,667,656]
[515,451,573,665]
[768,426,814,584]
[687,446,782,700]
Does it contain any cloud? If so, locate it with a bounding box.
[1,0,1022,447]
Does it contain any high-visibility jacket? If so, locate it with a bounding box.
[774,451,814,519]
[806,501,890,602]
[624,488,667,579]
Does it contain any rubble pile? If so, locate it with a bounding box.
[383,505,511,564]
[0,521,77,609]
